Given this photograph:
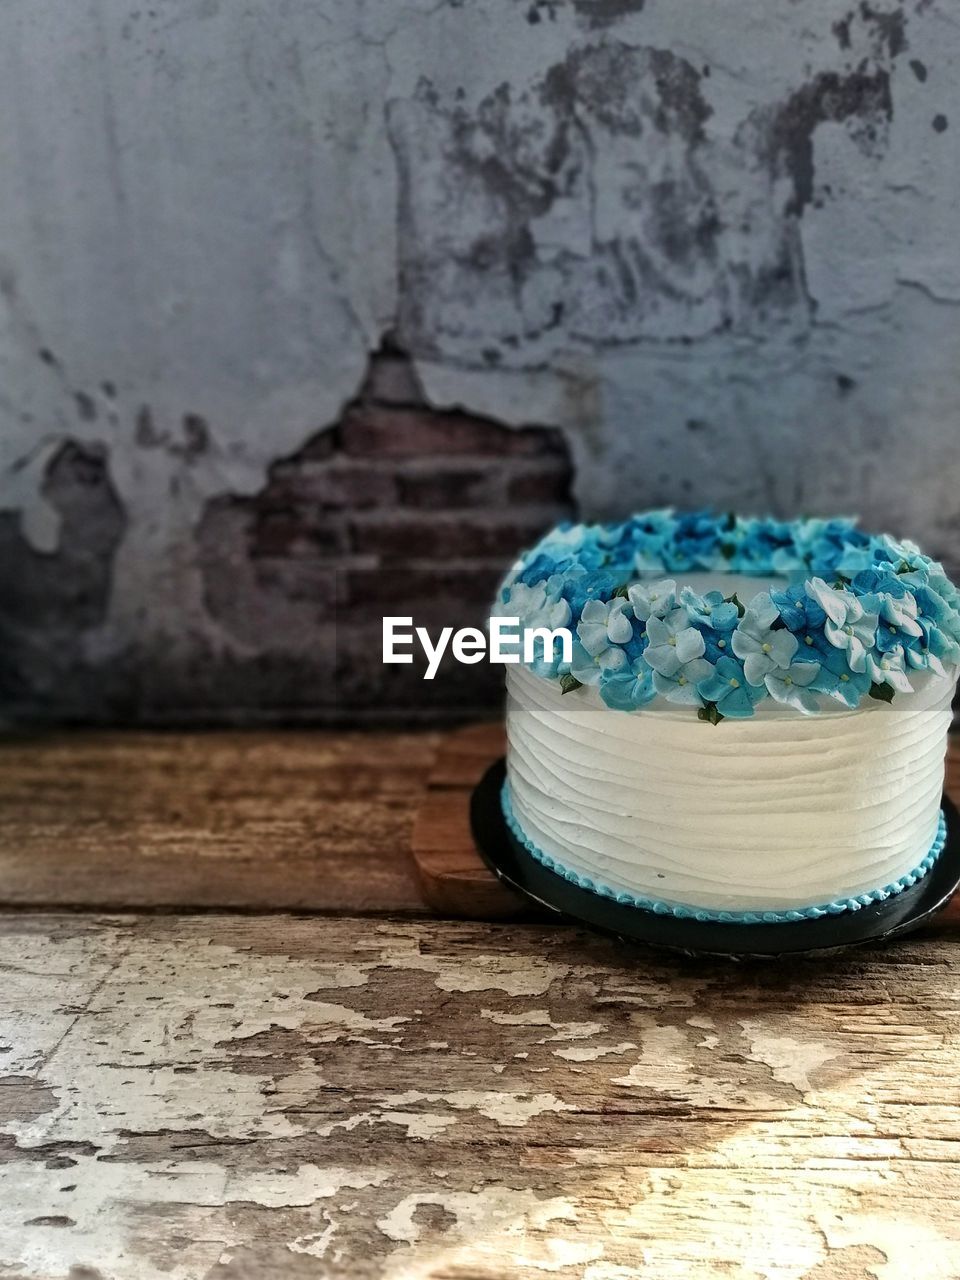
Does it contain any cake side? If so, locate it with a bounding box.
[505,662,953,914]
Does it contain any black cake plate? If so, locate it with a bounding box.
[471,758,960,958]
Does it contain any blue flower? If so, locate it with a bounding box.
[903,625,957,678]
[874,590,923,657]
[696,656,764,718]
[810,645,872,708]
[679,586,740,631]
[668,510,722,570]
[516,552,565,589]
[644,609,704,677]
[577,598,634,657]
[653,656,715,705]
[569,636,628,687]
[769,583,826,634]
[805,577,878,673]
[736,517,797,572]
[627,508,675,572]
[599,659,658,711]
[764,660,821,714]
[501,578,570,629]
[627,578,678,622]
[914,583,960,632]
[850,566,909,599]
[560,567,625,614]
[500,576,573,677]
[731,593,800,685]
[863,645,914,694]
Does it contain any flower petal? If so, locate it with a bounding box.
[742,652,771,686]
[606,605,634,645]
[768,630,799,668]
[675,626,706,664]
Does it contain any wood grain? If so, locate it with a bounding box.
[2,912,960,1278]
[0,731,440,913]
[413,727,960,925]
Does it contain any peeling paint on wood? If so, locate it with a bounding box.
[2,913,960,1277]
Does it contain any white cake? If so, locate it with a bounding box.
[496,514,959,922]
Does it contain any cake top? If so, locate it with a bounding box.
[498,511,960,720]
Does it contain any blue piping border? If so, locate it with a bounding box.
[500,781,947,925]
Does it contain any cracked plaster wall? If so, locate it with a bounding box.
[0,0,958,721]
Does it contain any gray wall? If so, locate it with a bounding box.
[1,0,958,722]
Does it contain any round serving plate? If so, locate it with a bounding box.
[470,758,960,959]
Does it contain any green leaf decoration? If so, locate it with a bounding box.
[697,701,725,725]
[868,681,895,703]
[611,584,630,599]
[559,674,583,695]
[725,592,746,618]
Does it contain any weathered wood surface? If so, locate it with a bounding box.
[3,727,958,922]
[2,913,960,1279]
[0,731,441,913]
[414,724,960,924]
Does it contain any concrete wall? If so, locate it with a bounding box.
[1,0,958,722]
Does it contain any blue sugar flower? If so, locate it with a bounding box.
[863,645,914,694]
[500,577,573,677]
[599,659,658,711]
[560,566,625,614]
[736,517,796,571]
[850,566,909,599]
[679,586,740,631]
[764,660,821,714]
[516,552,565,589]
[502,578,569,629]
[628,578,678,622]
[536,523,600,567]
[569,636,628,687]
[696,655,764,718]
[913,583,960,634]
[653,656,715,705]
[669,510,722,570]
[810,645,872,709]
[644,609,704,677]
[577,597,634,656]
[805,577,878,673]
[731,593,799,685]
[874,591,922,656]
[769,584,826,634]
[903,625,955,678]
[625,509,675,572]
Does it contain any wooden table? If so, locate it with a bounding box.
[1,731,960,1279]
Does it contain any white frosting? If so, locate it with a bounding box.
[505,659,956,912]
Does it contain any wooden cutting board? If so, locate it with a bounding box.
[410,723,960,925]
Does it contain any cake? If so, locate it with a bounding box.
[495,512,960,923]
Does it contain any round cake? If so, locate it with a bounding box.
[495,512,960,923]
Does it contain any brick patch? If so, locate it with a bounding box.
[197,343,576,721]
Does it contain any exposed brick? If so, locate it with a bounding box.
[396,462,498,509]
[340,405,567,459]
[248,508,347,558]
[506,459,574,505]
[249,557,340,608]
[268,460,397,510]
[342,562,505,619]
[293,427,337,461]
[349,511,555,561]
